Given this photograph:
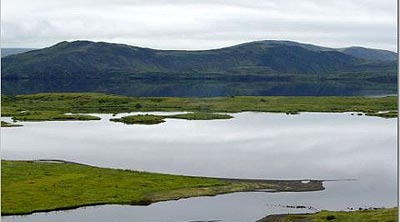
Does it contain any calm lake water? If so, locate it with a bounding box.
[2,79,396,97]
[1,112,397,222]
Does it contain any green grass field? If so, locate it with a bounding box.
[258,207,398,222]
[1,160,324,215]
[1,93,397,122]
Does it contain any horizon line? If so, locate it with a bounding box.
[2,39,397,53]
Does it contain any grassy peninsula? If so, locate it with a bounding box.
[257,207,398,222]
[1,160,324,215]
[1,93,397,123]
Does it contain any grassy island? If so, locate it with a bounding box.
[110,114,165,125]
[167,112,233,120]
[1,93,397,122]
[110,112,233,125]
[1,160,324,215]
[257,207,398,222]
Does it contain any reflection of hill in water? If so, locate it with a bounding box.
[2,78,397,97]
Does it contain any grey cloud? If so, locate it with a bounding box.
[1,0,397,51]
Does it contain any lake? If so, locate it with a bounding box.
[1,112,397,222]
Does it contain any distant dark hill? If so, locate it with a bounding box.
[1,40,397,96]
[1,40,397,81]
[255,41,397,61]
[338,47,397,61]
[1,48,36,57]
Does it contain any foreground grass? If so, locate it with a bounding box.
[1,93,397,122]
[1,121,22,127]
[1,160,324,215]
[257,207,398,222]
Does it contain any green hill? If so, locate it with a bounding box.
[1,40,397,96]
[2,40,396,80]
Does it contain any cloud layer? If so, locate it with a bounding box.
[1,0,397,51]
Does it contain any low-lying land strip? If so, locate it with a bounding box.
[1,93,397,122]
[365,111,398,118]
[257,207,398,222]
[110,114,166,124]
[7,111,100,122]
[166,112,233,120]
[1,160,324,215]
[110,113,233,124]
[1,121,22,127]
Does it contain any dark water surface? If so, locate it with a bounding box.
[2,79,396,96]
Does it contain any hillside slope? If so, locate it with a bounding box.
[2,40,396,80]
[338,47,397,61]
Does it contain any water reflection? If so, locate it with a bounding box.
[2,79,396,96]
[1,112,396,222]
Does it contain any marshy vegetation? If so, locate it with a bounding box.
[110,114,166,125]
[1,93,397,123]
[110,113,233,125]
[166,112,233,120]
[10,111,101,122]
[365,111,398,118]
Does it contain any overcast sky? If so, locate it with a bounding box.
[1,0,397,51]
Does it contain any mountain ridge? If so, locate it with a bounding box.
[1,48,37,57]
[2,40,397,81]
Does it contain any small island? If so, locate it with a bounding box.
[167,112,233,120]
[110,114,166,125]
[110,113,233,125]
